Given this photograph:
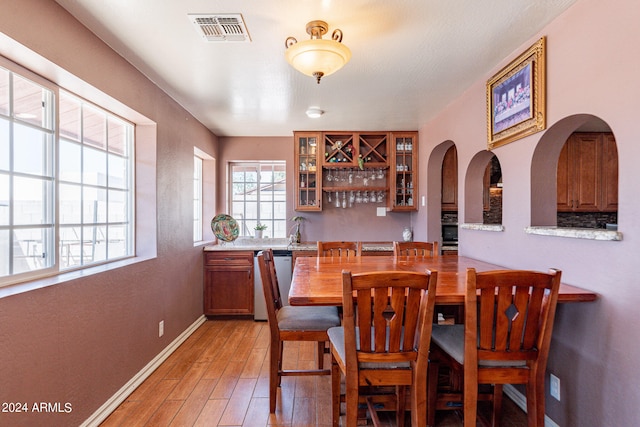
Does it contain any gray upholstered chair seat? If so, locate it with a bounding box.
[277,305,340,331]
[328,326,411,369]
[431,324,527,367]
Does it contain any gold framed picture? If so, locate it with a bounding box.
[487,37,546,149]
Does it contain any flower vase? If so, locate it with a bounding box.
[255,230,263,239]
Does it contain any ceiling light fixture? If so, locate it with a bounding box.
[306,108,324,118]
[285,20,351,84]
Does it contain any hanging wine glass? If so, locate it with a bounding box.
[355,191,363,204]
[335,191,340,208]
[363,191,369,203]
[327,191,332,203]
[342,191,347,209]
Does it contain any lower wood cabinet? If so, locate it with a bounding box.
[203,251,254,317]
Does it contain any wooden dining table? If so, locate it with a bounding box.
[288,255,598,306]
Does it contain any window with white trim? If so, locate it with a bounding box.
[230,162,286,238]
[0,63,134,286]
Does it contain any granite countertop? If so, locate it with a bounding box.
[204,238,394,252]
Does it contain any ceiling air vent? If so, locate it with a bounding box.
[188,13,251,42]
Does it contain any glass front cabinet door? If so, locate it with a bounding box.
[391,132,418,211]
[295,132,322,211]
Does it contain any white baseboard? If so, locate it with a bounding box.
[503,384,560,427]
[81,315,207,427]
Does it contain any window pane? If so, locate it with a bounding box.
[0,118,8,171]
[0,67,8,116]
[13,176,52,225]
[59,183,82,224]
[0,173,8,225]
[84,225,107,263]
[108,189,127,223]
[13,227,53,274]
[83,186,107,223]
[59,92,81,141]
[59,226,82,268]
[108,153,127,189]
[108,225,127,258]
[83,146,107,186]
[14,123,53,176]
[59,139,82,183]
[108,117,128,155]
[0,230,8,276]
[13,75,49,129]
[83,105,106,149]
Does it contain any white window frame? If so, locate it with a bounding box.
[0,58,135,288]
[193,153,203,242]
[229,161,286,238]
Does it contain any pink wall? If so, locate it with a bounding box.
[218,136,413,242]
[415,0,640,424]
[0,1,218,425]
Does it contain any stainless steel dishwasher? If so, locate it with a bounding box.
[253,250,292,321]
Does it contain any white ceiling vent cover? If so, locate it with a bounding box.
[188,14,251,42]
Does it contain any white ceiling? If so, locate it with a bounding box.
[53,0,576,137]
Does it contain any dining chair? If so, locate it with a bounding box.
[317,241,362,259]
[328,269,438,427]
[427,268,562,427]
[393,241,439,259]
[256,249,341,413]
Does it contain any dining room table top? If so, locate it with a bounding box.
[288,254,598,306]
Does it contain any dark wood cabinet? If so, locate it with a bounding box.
[441,145,458,212]
[390,132,418,211]
[557,132,618,212]
[203,251,254,317]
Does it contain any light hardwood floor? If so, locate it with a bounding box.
[100,319,527,427]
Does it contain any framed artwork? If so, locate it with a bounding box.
[487,37,546,149]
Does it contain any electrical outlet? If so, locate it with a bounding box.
[158,320,164,337]
[550,373,561,401]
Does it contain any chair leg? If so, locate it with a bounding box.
[463,368,477,427]
[492,384,503,427]
[526,379,544,427]
[427,362,439,427]
[269,340,280,413]
[317,341,325,370]
[345,374,359,427]
[331,355,341,427]
[396,385,406,427]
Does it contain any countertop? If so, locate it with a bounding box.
[203,238,394,252]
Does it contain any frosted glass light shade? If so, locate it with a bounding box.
[285,39,352,81]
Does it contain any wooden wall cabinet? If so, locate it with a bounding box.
[294,131,418,212]
[203,251,254,317]
[441,145,458,212]
[557,132,618,212]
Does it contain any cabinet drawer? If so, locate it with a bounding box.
[204,251,253,267]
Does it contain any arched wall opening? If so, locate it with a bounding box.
[531,114,616,227]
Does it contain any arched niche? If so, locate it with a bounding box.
[425,140,456,244]
[531,114,615,227]
[464,150,498,224]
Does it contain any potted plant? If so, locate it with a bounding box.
[290,216,306,243]
[254,223,267,239]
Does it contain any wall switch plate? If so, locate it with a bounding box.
[376,207,386,217]
[159,320,164,337]
[550,373,561,401]
[421,195,426,206]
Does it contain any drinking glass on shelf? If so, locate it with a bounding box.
[377,168,385,179]
[377,191,385,203]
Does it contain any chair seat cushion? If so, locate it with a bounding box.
[431,324,527,367]
[327,326,410,369]
[277,305,340,331]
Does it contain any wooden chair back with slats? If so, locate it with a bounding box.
[427,267,561,427]
[331,269,438,427]
[393,241,439,259]
[317,241,362,259]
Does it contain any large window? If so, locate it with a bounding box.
[230,162,286,238]
[0,64,134,286]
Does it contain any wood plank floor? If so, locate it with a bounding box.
[100,319,527,427]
